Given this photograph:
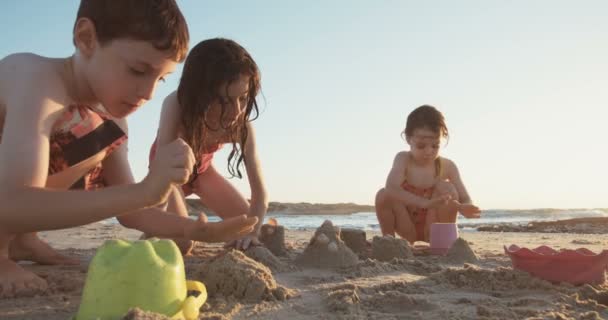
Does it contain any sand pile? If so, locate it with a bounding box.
[445,238,479,264]
[325,282,439,318]
[121,308,170,320]
[578,285,608,307]
[344,258,442,278]
[244,246,293,273]
[360,280,431,295]
[431,263,558,291]
[192,250,294,302]
[295,220,359,269]
[325,283,361,314]
[259,218,288,256]
[362,290,437,316]
[371,235,413,261]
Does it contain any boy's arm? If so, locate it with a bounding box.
[100,123,190,237]
[384,152,440,209]
[0,71,176,233]
[243,123,268,233]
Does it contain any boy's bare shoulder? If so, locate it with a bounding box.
[0,53,69,107]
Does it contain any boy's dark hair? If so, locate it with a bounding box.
[403,105,449,140]
[178,38,261,178]
[74,0,189,61]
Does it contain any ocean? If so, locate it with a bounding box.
[111,208,608,232]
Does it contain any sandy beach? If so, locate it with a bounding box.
[2,219,608,320]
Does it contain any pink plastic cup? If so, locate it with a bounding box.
[430,223,459,255]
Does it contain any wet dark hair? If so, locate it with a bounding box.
[402,105,449,141]
[177,38,261,178]
[74,0,189,62]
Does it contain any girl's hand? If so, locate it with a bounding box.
[224,233,262,251]
[183,213,258,243]
[458,204,481,219]
[423,194,452,209]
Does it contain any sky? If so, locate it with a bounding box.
[0,1,607,209]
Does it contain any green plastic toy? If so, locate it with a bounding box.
[75,239,207,320]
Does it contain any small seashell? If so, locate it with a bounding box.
[328,242,338,252]
[316,233,330,245]
[268,218,278,226]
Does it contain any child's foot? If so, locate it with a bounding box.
[9,234,79,265]
[0,257,48,298]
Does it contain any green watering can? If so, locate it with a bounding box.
[75,239,207,320]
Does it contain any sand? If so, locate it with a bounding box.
[1,220,608,319]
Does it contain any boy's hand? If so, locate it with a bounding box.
[458,203,481,219]
[184,213,258,243]
[144,139,195,203]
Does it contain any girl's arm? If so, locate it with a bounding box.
[155,91,182,145]
[384,152,442,209]
[444,159,473,204]
[0,70,186,233]
[104,118,258,242]
[445,158,480,218]
[243,123,268,233]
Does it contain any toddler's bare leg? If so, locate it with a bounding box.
[375,188,396,236]
[393,202,417,244]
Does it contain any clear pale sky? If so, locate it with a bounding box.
[1,1,606,209]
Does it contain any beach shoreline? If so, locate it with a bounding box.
[1,217,607,319]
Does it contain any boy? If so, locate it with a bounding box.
[0,0,257,298]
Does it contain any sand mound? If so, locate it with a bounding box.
[122,308,170,320]
[360,280,432,295]
[192,250,295,302]
[363,290,437,315]
[325,282,438,318]
[445,238,479,264]
[578,285,608,307]
[431,263,558,291]
[295,220,359,269]
[244,246,293,273]
[343,258,443,278]
[371,235,413,261]
[326,283,361,314]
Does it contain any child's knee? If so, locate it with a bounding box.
[433,181,458,200]
[375,188,388,206]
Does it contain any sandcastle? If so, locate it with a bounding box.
[340,228,368,255]
[259,218,288,256]
[295,220,359,268]
[371,235,413,261]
